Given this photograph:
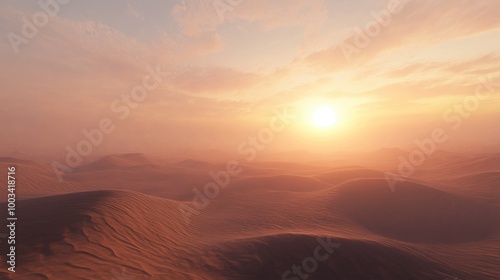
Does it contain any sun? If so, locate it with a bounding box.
[311,106,338,128]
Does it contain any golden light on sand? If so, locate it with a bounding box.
[311,106,338,128]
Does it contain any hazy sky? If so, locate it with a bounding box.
[1,0,500,159]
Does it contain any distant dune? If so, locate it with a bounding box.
[74,153,157,172]
[314,168,384,185]
[444,171,500,186]
[0,158,84,200]
[232,175,332,192]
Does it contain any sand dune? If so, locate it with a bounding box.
[231,175,332,192]
[422,153,500,178]
[0,191,209,280]
[0,153,499,279]
[0,158,84,200]
[443,171,500,186]
[211,233,465,280]
[173,159,215,169]
[314,168,384,185]
[0,189,484,280]
[328,178,498,243]
[0,157,53,176]
[75,153,157,172]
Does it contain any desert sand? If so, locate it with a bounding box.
[0,151,499,279]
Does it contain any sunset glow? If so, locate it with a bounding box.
[0,0,499,156]
[311,106,338,129]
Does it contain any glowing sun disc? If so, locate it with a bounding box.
[311,106,338,128]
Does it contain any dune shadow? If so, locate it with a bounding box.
[0,191,116,258]
[213,233,461,280]
[332,179,499,243]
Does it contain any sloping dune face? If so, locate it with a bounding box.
[210,234,458,280]
[0,158,85,200]
[332,178,498,243]
[314,168,384,185]
[232,175,332,192]
[74,153,156,172]
[454,171,500,184]
[0,191,215,280]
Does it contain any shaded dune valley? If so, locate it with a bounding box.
[0,151,500,280]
